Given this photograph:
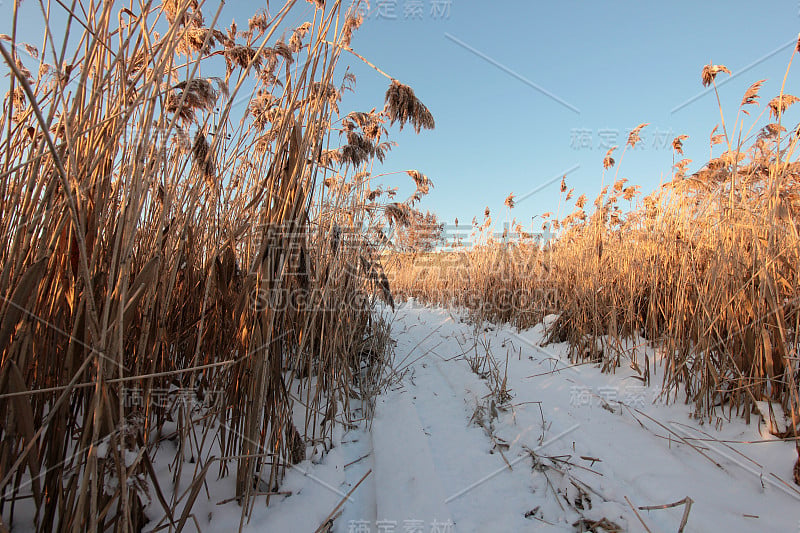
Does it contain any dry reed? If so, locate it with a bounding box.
[386,49,800,454]
[0,1,434,530]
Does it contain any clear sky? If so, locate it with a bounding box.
[7,1,800,232]
[336,0,800,230]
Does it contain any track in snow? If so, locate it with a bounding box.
[332,303,800,532]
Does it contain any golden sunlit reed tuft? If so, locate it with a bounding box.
[385,80,435,133]
[603,146,617,169]
[701,63,731,87]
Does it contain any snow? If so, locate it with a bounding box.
[371,389,454,529]
[5,302,800,532]
[341,302,800,532]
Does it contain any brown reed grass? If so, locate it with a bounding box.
[386,49,800,454]
[0,1,435,530]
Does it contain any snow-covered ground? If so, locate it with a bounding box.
[137,300,799,532]
[12,302,788,531]
[332,303,800,532]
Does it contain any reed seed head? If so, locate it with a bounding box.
[701,63,731,87]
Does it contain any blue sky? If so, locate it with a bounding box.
[7,1,800,232]
[335,0,800,230]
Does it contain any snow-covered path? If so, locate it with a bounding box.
[332,303,800,532]
[148,303,800,532]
